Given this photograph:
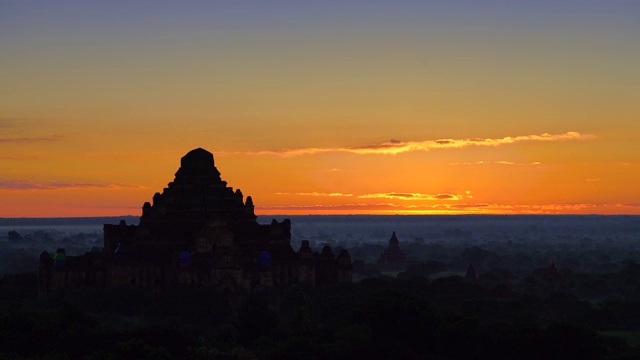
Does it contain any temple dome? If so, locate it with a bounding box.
[181,148,215,169]
[174,148,221,181]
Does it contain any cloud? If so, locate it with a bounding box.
[277,191,471,200]
[0,118,26,128]
[259,202,494,214]
[449,160,542,166]
[235,132,594,157]
[370,203,600,214]
[463,203,600,214]
[0,118,49,129]
[259,203,382,212]
[620,203,640,208]
[618,162,640,167]
[358,192,465,201]
[81,205,141,210]
[0,155,38,160]
[276,192,353,197]
[0,135,65,143]
[259,201,620,215]
[260,202,471,213]
[0,119,64,144]
[0,180,145,191]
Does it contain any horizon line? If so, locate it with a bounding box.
[2,213,639,220]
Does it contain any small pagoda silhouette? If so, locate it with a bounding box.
[377,231,408,271]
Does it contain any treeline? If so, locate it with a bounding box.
[2,273,640,359]
[0,230,103,274]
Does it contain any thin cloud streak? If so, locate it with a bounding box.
[260,202,624,214]
[0,135,65,143]
[0,155,38,160]
[0,118,29,128]
[277,192,470,200]
[236,132,594,157]
[358,192,465,201]
[449,161,542,166]
[0,180,145,191]
[276,192,353,197]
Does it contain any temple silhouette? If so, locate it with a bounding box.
[39,148,352,296]
[377,231,408,271]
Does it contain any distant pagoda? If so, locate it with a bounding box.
[377,231,408,271]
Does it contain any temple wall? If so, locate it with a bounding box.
[338,269,353,283]
[298,263,315,284]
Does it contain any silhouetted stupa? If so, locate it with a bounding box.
[39,148,352,296]
[377,231,408,271]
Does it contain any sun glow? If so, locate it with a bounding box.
[2,2,639,216]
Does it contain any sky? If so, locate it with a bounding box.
[1,1,639,217]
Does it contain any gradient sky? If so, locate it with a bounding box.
[1,1,639,217]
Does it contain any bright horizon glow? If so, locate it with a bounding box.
[1,1,639,217]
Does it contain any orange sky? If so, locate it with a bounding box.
[1,2,639,217]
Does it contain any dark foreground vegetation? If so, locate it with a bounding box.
[2,216,640,358]
[2,272,640,360]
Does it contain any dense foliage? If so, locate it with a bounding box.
[2,273,640,359]
[2,216,640,358]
